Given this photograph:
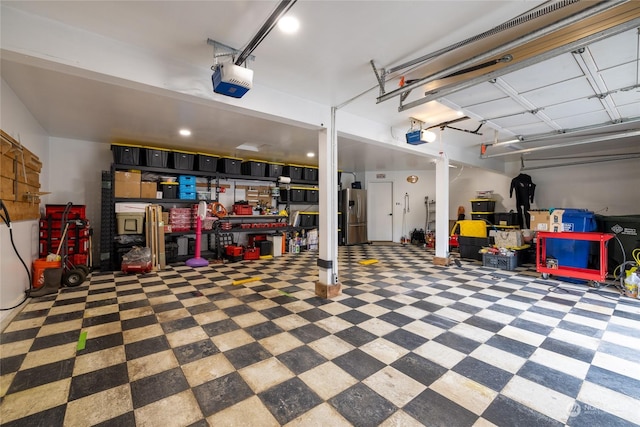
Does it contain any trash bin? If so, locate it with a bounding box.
[596,214,640,273]
[546,209,596,283]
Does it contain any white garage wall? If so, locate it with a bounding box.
[0,79,50,328]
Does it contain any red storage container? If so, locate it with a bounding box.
[226,245,243,256]
[45,204,86,220]
[233,204,253,215]
[243,247,260,260]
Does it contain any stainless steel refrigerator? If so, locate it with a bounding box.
[342,188,368,245]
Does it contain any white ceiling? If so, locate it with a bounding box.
[1,1,639,172]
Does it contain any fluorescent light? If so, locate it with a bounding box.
[179,129,191,137]
[306,152,315,157]
[422,130,437,143]
[278,16,299,34]
[236,143,259,152]
[493,137,521,147]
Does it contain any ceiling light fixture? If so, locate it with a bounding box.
[306,152,315,157]
[179,129,191,137]
[278,16,299,34]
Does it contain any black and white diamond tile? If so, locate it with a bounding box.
[1,244,639,426]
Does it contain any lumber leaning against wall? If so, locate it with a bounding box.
[0,130,43,221]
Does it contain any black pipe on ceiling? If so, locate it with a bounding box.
[235,0,297,67]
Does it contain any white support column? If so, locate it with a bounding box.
[315,107,341,298]
[434,151,450,265]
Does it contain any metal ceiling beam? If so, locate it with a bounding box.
[481,129,640,158]
[403,16,640,112]
[572,47,622,122]
[377,0,628,105]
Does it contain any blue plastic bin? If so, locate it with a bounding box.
[545,209,596,283]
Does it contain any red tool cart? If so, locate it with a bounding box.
[536,231,614,285]
[40,203,91,286]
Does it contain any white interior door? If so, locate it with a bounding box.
[368,182,393,241]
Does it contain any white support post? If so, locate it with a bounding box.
[434,151,450,265]
[316,108,341,298]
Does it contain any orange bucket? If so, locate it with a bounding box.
[32,258,62,289]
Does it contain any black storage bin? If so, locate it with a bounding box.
[299,213,316,227]
[458,236,493,261]
[143,147,169,167]
[283,165,303,180]
[266,162,284,178]
[305,189,319,202]
[281,188,305,202]
[471,199,496,212]
[596,214,640,272]
[241,160,266,177]
[196,153,219,172]
[303,167,318,182]
[494,212,519,226]
[258,240,273,256]
[111,144,140,165]
[171,151,195,170]
[161,182,178,199]
[471,213,495,224]
[218,157,242,174]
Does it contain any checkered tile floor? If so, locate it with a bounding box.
[2,245,640,426]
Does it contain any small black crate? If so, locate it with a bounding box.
[471,213,495,224]
[143,147,169,167]
[303,167,318,182]
[299,213,317,227]
[111,144,140,165]
[458,236,493,261]
[471,199,496,212]
[171,151,195,170]
[483,253,518,270]
[218,157,242,174]
[161,183,178,199]
[241,160,266,177]
[196,153,219,172]
[305,189,319,202]
[281,188,305,202]
[283,165,303,180]
[266,162,284,178]
[494,212,519,226]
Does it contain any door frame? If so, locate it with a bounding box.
[367,181,393,242]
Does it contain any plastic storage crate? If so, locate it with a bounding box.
[178,175,196,185]
[471,199,496,212]
[305,189,319,202]
[143,147,169,167]
[171,150,195,170]
[266,162,284,178]
[471,213,495,224]
[483,253,518,270]
[494,212,519,226]
[283,165,303,180]
[218,157,242,174]
[281,188,305,202]
[303,166,318,182]
[196,153,219,172]
[241,160,266,177]
[161,182,178,199]
[111,144,141,165]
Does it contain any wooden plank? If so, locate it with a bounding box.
[0,200,39,222]
[1,176,15,199]
[1,155,14,179]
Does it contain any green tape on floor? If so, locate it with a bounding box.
[77,331,87,351]
[278,290,293,297]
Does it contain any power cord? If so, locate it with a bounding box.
[0,200,32,310]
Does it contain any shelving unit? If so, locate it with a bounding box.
[101,157,333,270]
[425,197,436,232]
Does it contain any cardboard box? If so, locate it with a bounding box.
[115,202,150,213]
[114,171,141,198]
[549,209,565,232]
[140,181,157,199]
[529,210,551,231]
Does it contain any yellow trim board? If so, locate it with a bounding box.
[232,277,261,285]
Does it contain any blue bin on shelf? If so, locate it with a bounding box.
[545,209,597,283]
